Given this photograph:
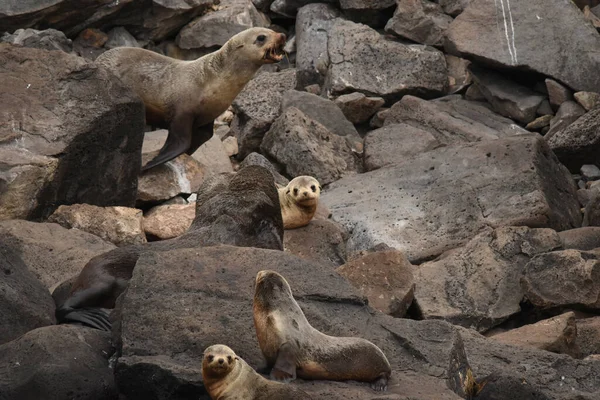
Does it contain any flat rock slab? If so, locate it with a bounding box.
[321,134,581,262]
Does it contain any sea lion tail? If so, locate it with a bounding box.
[57,307,112,332]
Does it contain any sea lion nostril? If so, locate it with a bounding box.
[218,358,224,364]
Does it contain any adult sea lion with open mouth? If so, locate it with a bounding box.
[96,28,286,171]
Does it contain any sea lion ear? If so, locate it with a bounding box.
[236,44,244,49]
[318,186,322,191]
[286,189,290,194]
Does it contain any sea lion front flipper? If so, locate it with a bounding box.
[142,112,194,171]
[270,342,297,383]
[185,121,214,156]
[371,373,389,392]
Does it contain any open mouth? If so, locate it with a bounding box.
[264,45,285,63]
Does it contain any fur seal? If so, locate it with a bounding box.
[277,176,321,229]
[252,270,392,391]
[202,344,312,400]
[96,28,286,171]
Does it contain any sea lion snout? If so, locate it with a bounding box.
[278,33,286,45]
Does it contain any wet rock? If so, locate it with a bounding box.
[577,316,600,357]
[0,241,56,345]
[545,101,586,140]
[283,219,348,268]
[546,79,573,110]
[0,220,115,290]
[438,0,470,16]
[582,164,600,181]
[324,19,447,103]
[489,312,579,357]
[338,0,396,29]
[469,66,545,124]
[385,0,453,47]
[363,123,441,171]
[260,107,359,185]
[414,227,561,332]
[0,44,144,220]
[177,0,269,49]
[295,3,340,88]
[522,249,600,310]
[0,325,117,400]
[337,249,415,317]
[48,204,146,247]
[143,203,196,240]
[239,152,289,186]
[445,0,600,93]
[546,106,600,172]
[559,227,600,251]
[575,91,600,111]
[230,69,297,159]
[322,135,581,263]
[384,95,528,145]
[334,92,385,124]
[105,26,140,49]
[0,28,72,52]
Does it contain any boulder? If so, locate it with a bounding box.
[582,164,600,181]
[546,106,600,172]
[0,241,56,345]
[260,107,360,185]
[190,135,234,174]
[414,227,561,332]
[0,219,115,290]
[577,316,600,358]
[385,0,453,47]
[445,0,600,93]
[334,92,385,124]
[336,249,415,317]
[295,3,341,88]
[0,44,144,221]
[239,152,289,186]
[0,28,72,52]
[559,227,600,251]
[48,204,146,246]
[489,312,579,358]
[143,203,196,240]
[104,26,140,49]
[338,0,396,28]
[384,95,528,145]
[283,219,348,268]
[321,134,581,262]
[522,249,600,310]
[230,69,297,159]
[176,0,269,49]
[324,19,448,103]
[363,123,441,171]
[0,325,117,400]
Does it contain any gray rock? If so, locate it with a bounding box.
[321,135,581,262]
[177,0,269,49]
[283,219,348,267]
[72,27,108,60]
[464,82,486,101]
[363,123,441,171]
[270,0,334,17]
[0,28,72,52]
[414,227,561,332]
[438,0,470,16]
[546,78,573,109]
[575,91,600,111]
[191,135,234,174]
[324,19,448,103]
[0,44,144,220]
[445,0,600,93]
[469,66,545,124]
[545,101,586,140]
[559,227,600,251]
[369,107,390,128]
[577,316,600,358]
[230,69,297,159]
[261,107,359,185]
[143,203,195,240]
[334,92,385,124]
[385,0,453,47]
[583,194,600,227]
[0,241,56,345]
[338,0,397,28]
[239,152,289,186]
[295,4,340,88]
[104,26,140,49]
[582,164,600,181]
[537,99,554,116]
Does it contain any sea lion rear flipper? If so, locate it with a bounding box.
[142,112,194,171]
[58,307,112,332]
[185,121,213,156]
[270,342,297,383]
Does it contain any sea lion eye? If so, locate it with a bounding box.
[311,185,316,192]
[227,356,232,362]
[256,34,266,42]
[293,188,298,195]
[208,355,214,362]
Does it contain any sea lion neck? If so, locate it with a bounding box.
[193,41,262,87]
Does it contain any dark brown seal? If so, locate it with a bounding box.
[55,165,283,331]
[96,28,286,171]
[202,344,312,400]
[253,270,392,391]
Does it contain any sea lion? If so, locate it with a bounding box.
[96,28,286,171]
[252,270,392,391]
[202,344,312,400]
[277,176,321,229]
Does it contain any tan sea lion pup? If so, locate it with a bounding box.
[277,176,321,229]
[202,344,312,400]
[96,28,286,171]
[253,270,392,391]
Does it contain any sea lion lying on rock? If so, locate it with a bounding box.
[96,28,286,171]
[277,176,321,229]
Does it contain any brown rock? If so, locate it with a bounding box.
[384,0,453,47]
[575,91,600,111]
[577,316,600,357]
[48,204,146,246]
[559,227,600,250]
[445,54,472,93]
[283,219,348,268]
[222,136,238,157]
[337,249,415,317]
[334,92,385,124]
[526,115,553,131]
[143,203,196,240]
[546,78,574,109]
[489,312,579,357]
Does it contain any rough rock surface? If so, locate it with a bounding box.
[261,107,359,185]
[439,0,470,16]
[445,0,600,93]
[577,316,600,358]
[324,19,448,102]
[143,203,195,240]
[545,101,586,140]
[239,152,289,186]
[283,219,348,267]
[0,28,73,52]
[385,0,453,47]
[191,135,234,174]
[0,44,144,220]
[414,227,561,331]
[321,135,580,262]
[48,204,146,246]
[0,325,117,400]
[575,91,600,111]
[334,92,385,124]
[337,249,415,317]
[0,241,56,345]
[559,227,600,251]
[0,220,115,290]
